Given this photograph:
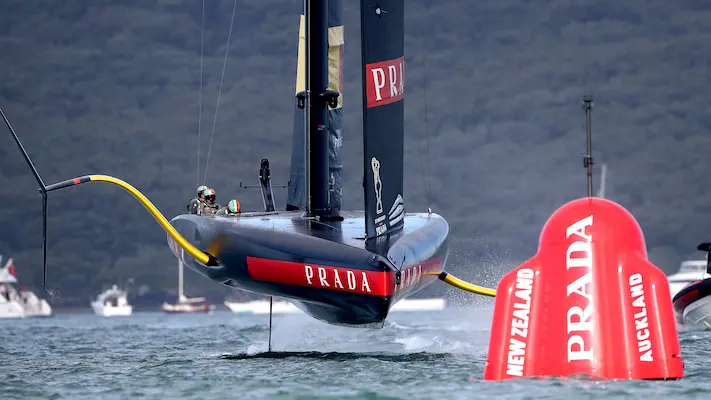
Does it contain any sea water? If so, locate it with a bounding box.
[1,306,710,399]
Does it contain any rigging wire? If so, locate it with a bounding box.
[196,0,205,188]
[415,3,496,298]
[202,0,238,184]
[418,0,433,210]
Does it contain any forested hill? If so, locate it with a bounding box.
[1,0,710,306]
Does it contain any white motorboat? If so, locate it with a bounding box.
[223,298,300,314]
[91,284,133,317]
[667,259,709,299]
[223,297,445,314]
[0,257,52,319]
[390,298,445,312]
[673,243,711,329]
[18,289,53,317]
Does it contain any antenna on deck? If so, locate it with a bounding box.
[582,95,594,198]
[239,158,287,212]
[1,106,51,294]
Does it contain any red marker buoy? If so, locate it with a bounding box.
[483,197,684,380]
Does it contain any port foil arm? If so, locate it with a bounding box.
[45,175,220,266]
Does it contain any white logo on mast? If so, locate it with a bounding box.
[388,194,404,227]
[372,157,383,214]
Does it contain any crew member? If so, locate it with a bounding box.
[202,188,220,214]
[217,199,241,215]
[187,185,208,214]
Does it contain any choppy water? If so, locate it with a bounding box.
[1,306,711,399]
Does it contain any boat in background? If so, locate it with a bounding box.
[224,298,300,314]
[0,257,52,318]
[223,297,445,314]
[16,288,52,317]
[161,255,214,313]
[668,259,709,298]
[162,294,214,313]
[91,284,133,317]
[390,298,445,312]
[673,242,711,329]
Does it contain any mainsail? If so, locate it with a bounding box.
[361,0,405,238]
[286,0,344,212]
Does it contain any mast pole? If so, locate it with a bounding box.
[303,0,311,213]
[304,0,337,217]
[582,95,594,198]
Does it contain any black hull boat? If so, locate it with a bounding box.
[672,242,711,329]
[3,0,494,335]
[163,0,452,328]
[672,278,711,329]
[168,211,448,327]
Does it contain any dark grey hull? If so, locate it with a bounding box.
[167,211,449,328]
[673,278,711,328]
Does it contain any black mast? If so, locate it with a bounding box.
[360,0,405,238]
[582,95,594,197]
[300,0,339,217]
